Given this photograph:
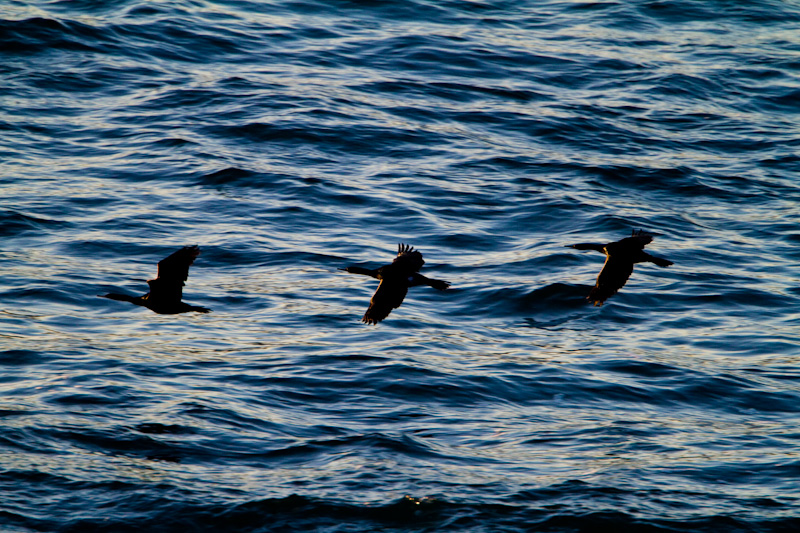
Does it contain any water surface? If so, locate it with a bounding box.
[2,0,800,531]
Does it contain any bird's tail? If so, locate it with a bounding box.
[427,278,451,291]
[650,256,673,268]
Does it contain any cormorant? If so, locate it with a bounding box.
[102,245,210,314]
[341,243,450,324]
[567,230,673,306]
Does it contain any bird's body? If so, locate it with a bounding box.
[568,230,672,305]
[341,244,449,324]
[102,245,210,314]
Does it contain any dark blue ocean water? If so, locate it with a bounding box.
[2,0,800,531]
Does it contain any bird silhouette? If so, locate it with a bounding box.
[102,245,210,314]
[567,230,672,306]
[341,243,450,324]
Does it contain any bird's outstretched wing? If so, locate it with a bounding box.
[156,245,200,283]
[392,243,424,272]
[588,255,634,305]
[363,279,408,324]
[147,246,200,303]
[622,230,653,249]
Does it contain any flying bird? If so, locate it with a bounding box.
[102,245,210,314]
[340,243,450,324]
[567,230,673,306]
